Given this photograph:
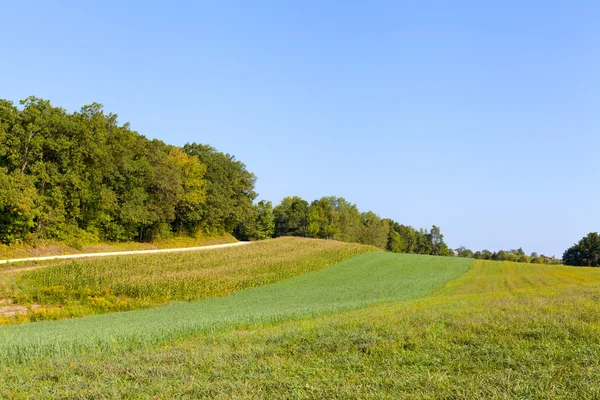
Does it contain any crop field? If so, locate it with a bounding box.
[0,251,471,363]
[2,256,600,398]
[0,237,375,324]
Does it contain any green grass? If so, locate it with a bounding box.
[0,252,471,363]
[3,259,600,398]
[0,237,375,324]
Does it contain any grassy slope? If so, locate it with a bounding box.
[0,252,471,363]
[3,260,600,398]
[0,237,375,324]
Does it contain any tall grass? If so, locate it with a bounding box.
[1,237,376,324]
[3,260,600,398]
[0,252,471,363]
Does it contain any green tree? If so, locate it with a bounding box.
[563,233,600,267]
[457,246,474,258]
[273,196,309,237]
[307,197,340,239]
[428,225,446,256]
[0,169,37,243]
[184,143,257,233]
[494,250,508,261]
[236,200,275,241]
[359,211,389,249]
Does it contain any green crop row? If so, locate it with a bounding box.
[0,251,471,363]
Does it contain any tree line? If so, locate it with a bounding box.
[1,97,593,266]
[454,246,558,264]
[235,195,558,262]
[0,97,256,244]
[236,195,452,256]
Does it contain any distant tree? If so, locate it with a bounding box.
[481,249,493,260]
[235,200,274,241]
[428,225,447,256]
[415,228,433,255]
[0,168,37,244]
[387,226,403,253]
[563,233,600,267]
[394,223,419,253]
[307,197,340,239]
[530,252,539,258]
[359,211,389,249]
[457,246,474,258]
[495,250,509,261]
[273,196,309,237]
[184,143,257,233]
[473,251,482,259]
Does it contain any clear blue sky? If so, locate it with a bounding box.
[2,1,599,256]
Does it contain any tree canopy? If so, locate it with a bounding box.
[0,97,256,244]
[0,97,568,265]
[563,233,600,267]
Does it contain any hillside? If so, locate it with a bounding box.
[0,237,376,324]
[2,256,600,397]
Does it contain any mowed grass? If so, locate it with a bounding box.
[0,237,375,324]
[3,260,600,398]
[0,252,471,363]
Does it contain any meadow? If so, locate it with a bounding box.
[0,251,471,363]
[0,237,375,324]
[2,257,600,398]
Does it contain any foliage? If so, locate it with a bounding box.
[456,246,474,258]
[0,98,256,244]
[235,200,275,241]
[271,196,452,256]
[183,143,257,234]
[563,232,600,266]
[273,196,309,237]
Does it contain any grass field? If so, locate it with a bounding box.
[0,251,471,363]
[0,237,375,324]
[2,258,600,398]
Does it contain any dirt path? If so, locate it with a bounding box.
[0,241,252,268]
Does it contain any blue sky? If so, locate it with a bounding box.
[2,1,599,256]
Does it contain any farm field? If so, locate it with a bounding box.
[0,237,375,324]
[0,250,471,363]
[2,256,600,398]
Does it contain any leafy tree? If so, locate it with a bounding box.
[359,211,389,249]
[273,196,309,237]
[563,233,600,267]
[480,250,493,260]
[236,200,274,241]
[457,246,474,258]
[307,198,340,239]
[183,143,256,233]
[415,228,433,255]
[0,169,37,243]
